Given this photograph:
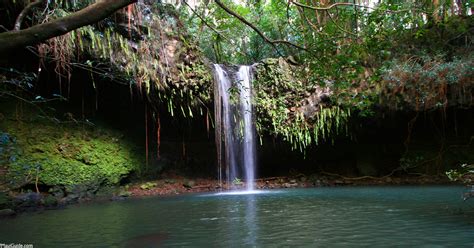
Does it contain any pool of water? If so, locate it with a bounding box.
[1,186,473,247]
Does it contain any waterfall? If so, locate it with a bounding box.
[214,64,256,191]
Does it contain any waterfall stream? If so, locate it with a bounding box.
[213,64,256,191]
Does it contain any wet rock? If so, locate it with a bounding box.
[0,192,13,209]
[96,186,117,198]
[463,186,474,200]
[164,179,176,184]
[140,182,157,190]
[49,186,65,198]
[111,196,127,201]
[0,209,15,217]
[334,180,345,185]
[66,183,100,199]
[283,183,298,188]
[183,180,195,189]
[61,194,79,205]
[14,192,42,208]
[42,195,58,207]
[290,179,297,184]
[119,191,132,197]
[314,179,325,187]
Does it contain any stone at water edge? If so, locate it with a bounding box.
[14,192,42,208]
[0,208,15,217]
[49,186,65,198]
[183,180,195,189]
[42,195,58,207]
[164,179,176,184]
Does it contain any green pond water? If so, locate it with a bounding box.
[1,186,474,247]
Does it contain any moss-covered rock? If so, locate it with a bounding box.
[0,111,144,190]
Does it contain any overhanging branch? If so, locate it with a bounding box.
[0,0,137,56]
[14,0,46,31]
[291,1,377,11]
[291,1,430,14]
[214,0,306,54]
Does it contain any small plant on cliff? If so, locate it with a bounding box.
[232,177,243,186]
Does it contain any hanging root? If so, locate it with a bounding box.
[145,104,149,169]
[156,112,161,160]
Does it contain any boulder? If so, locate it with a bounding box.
[0,209,15,217]
[48,186,65,198]
[14,192,42,208]
[183,180,195,189]
[42,195,58,207]
[0,192,13,209]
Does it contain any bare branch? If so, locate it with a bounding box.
[14,0,46,31]
[291,1,377,11]
[214,0,306,54]
[291,1,430,14]
[326,10,357,36]
[183,1,250,60]
[183,0,225,37]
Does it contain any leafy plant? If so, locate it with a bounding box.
[232,177,242,185]
[446,164,474,183]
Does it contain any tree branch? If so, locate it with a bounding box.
[0,0,137,56]
[291,1,377,11]
[291,1,430,14]
[183,1,250,60]
[14,0,46,31]
[184,0,225,37]
[214,0,306,54]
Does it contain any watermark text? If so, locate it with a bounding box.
[0,243,33,248]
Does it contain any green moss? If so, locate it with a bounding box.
[1,118,143,188]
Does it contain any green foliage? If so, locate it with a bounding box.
[381,54,474,110]
[446,164,474,184]
[254,58,350,151]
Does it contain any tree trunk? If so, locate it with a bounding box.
[0,0,137,56]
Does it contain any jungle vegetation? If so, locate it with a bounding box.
[0,0,473,191]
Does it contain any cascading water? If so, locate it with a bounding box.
[214,64,256,191]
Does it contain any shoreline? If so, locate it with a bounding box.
[127,174,457,198]
[0,174,464,218]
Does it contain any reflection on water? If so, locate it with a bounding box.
[0,187,473,247]
[210,190,278,196]
[245,194,257,246]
